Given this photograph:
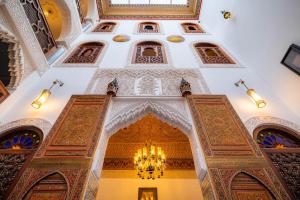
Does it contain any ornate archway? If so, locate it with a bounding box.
[253,124,300,199]
[230,172,275,200]
[0,126,43,200]
[0,28,24,91]
[22,172,68,200]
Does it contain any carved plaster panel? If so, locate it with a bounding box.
[245,116,300,136]
[105,98,193,136]
[85,68,210,96]
[2,1,49,74]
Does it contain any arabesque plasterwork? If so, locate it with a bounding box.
[0,118,52,138]
[85,68,210,96]
[245,116,300,136]
[0,27,24,90]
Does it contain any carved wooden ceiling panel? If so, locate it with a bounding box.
[96,0,202,19]
[104,115,194,170]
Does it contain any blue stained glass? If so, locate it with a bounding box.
[277,137,282,143]
[24,137,32,144]
[20,136,25,143]
[13,136,19,145]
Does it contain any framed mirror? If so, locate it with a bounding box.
[281,44,300,75]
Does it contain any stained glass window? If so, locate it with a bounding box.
[257,129,300,149]
[0,130,41,149]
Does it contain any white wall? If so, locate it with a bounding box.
[1,18,299,132]
[97,178,203,200]
[200,0,300,122]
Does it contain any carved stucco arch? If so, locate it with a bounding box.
[0,26,24,90]
[99,99,207,178]
[0,118,52,139]
[104,100,192,137]
[244,116,300,137]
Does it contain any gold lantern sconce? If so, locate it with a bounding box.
[221,10,232,20]
[235,79,267,108]
[31,79,64,109]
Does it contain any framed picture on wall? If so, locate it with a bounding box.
[138,188,158,200]
[281,44,300,75]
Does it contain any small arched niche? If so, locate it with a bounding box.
[64,42,104,64]
[132,41,167,64]
[254,125,300,199]
[231,172,275,200]
[0,126,43,200]
[22,172,68,200]
[93,22,117,32]
[194,42,235,64]
[181,23,204,33]
[138,22,160,33]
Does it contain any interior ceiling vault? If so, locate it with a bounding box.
[96,0,202,19]
[103,114,195,170]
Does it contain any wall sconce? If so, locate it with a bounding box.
[221,10,232,20]
[31,79,64,109]
[235,79,266,108]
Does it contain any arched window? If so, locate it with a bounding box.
[64,42,104,64]
[0,127,43,199]
[132,41,167,64]
[231,172,275,199]
[194,42,235,64]
[254,126,300,199]
[181,23,204,33]
[138,22,159,33]
[93,22,116,32]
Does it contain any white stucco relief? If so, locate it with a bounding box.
[245,116,300,136]
[85,68,210,96]
[0,118,53,138]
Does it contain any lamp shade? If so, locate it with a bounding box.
[247,89,266,108]
[31,89,51,109]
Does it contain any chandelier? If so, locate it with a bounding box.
[134,142,166,180]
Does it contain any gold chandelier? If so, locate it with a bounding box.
[134,142,166,180]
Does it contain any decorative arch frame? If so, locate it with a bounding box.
[228,170,277,199]
[0,26,24,90]
[92,98,207,181]
[20,171,70,200]
[92,21,118,33]
[127,39,172,68]
[0,125,45,200]
[180,22,206,34]
[134,21,163,35]
[57,40,108,67]
[245,116,300,137]
[191,40,242,68]
[105,100,192,136]
[0,118,52,138]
